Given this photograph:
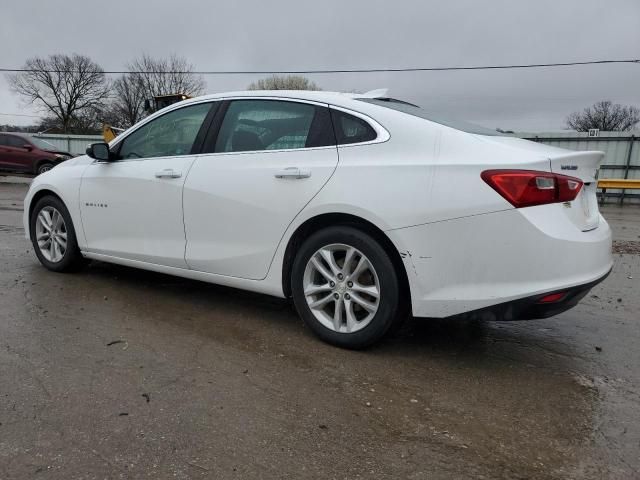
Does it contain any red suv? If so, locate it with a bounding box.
[0,133,73,175]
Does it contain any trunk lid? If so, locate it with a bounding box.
[548,151,603,232]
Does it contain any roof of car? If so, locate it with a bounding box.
[183,90,366,105]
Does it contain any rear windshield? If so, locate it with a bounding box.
[357,98,501,136]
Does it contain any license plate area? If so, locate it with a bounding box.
[578,183,599,231]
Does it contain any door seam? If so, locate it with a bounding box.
[182,157,198,269]
[77,162,93,249]
[260,143,341,280]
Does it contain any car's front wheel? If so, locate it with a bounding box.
[30,195,85,272]
[36,162,54,175]
[291,226,403,349]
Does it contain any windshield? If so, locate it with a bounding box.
[29,136,58,150]
[357,98,501,136]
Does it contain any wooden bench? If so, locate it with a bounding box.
[597,179,640,205]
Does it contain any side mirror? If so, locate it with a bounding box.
[86,142,111,161]
[23,144,33,151]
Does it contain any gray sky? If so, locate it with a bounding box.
[1,0,638,131]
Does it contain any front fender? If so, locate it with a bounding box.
[23,161,89,248]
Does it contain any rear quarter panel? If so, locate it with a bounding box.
[304,110,553,231]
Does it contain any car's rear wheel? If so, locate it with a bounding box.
[291,226,402,349]
[30,195,85,272]
[36,162,54,175]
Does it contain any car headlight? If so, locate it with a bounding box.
[54,154,72,160]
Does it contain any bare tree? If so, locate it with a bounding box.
[7,54,110,133]
[247,75,321,91]
[107,74,147,128]
[566,100,640,132]
[102,54,206,128]
[128,54,206,100]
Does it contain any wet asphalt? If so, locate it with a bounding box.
[0,178,639,479]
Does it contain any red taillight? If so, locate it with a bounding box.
[538,292,567,303]
[481,170,583,208]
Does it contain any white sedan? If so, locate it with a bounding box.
[24,90,612,348]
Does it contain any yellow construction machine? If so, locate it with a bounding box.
[102,124,124,143]
[147,94,191,112]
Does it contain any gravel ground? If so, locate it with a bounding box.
[0,180,639,479]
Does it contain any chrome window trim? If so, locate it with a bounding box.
[196,145,337,158]
[91,153,200,165]
[106,96,390,160]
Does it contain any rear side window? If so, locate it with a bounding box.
[214,100,333,153]
[0,135,8,146]
[330,110,377,145]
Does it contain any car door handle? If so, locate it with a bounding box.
[274,167,311,179]
[155,169,182,179]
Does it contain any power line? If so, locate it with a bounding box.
[0,59,638,75]
[0,112,40,118]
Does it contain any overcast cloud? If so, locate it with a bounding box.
[1,0,638,131]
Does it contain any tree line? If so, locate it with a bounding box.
[7,53,207,134]
[5,53,639,134]
[6,53,325,134]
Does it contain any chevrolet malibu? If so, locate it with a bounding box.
[23,90,612,348]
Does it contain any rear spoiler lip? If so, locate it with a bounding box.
[547,150,605,161]
[548,150,604,182]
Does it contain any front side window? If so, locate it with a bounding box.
[0,135,9,147]
[6,135,28,148]
[214,100,325,153]
[330,110,377,145]
[118,102,212,159]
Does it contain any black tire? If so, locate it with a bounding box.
[291,226,402,349]
[36,162,54,175]
[30,195,86,272]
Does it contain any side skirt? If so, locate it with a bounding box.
[81,251,285,298]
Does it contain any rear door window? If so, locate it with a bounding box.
[213,100,334,153]
[330,110,377,145]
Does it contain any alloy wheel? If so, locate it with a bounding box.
[35,206,67,263]
[303,243,380,333]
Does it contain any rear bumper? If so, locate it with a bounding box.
[444,268,610,321]
[387,205,613,318]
